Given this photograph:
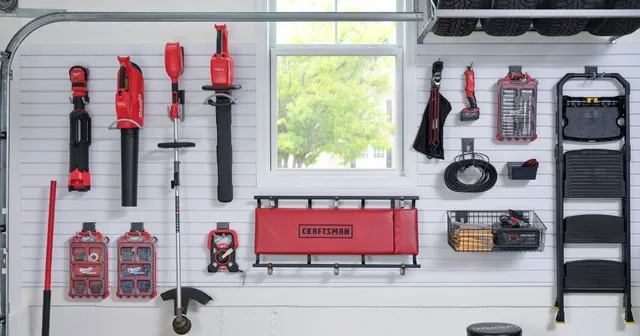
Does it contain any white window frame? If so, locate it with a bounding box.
[255,0,417,190]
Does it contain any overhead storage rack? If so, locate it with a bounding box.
[2,3,640,336]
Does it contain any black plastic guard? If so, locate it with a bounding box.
[562,96,625,142]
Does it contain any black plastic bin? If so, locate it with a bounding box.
[506,162,538,180]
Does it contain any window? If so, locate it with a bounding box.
[256,0,417,189]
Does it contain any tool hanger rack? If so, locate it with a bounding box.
[1,4,640,336]
[554,67,633,324]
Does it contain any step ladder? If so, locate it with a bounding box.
[554,67,633,324]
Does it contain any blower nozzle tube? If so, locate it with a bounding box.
[114,56,144,207]
[120,128,139,207]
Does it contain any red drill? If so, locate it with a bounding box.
[460,63,480,121]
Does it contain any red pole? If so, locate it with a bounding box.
[42,180,56,336]
[44,180,56,291]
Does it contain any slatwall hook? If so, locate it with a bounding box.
[333,197,339,209]
[334,263,340,275]
[400,197,406,209]
[269,197,275,208]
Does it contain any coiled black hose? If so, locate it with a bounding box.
[443,153,498,193]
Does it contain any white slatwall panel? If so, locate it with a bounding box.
[16,43,640,289]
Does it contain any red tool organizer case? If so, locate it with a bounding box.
[68,222,109,299]
[116,222,157,299]
[253,196,420,274]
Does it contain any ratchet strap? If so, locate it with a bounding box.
[413,60,451,160]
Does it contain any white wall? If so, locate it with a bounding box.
[4,2,640,336]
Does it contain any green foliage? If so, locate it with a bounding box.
[276,18,396,168]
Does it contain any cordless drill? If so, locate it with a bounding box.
[460,63,480,121]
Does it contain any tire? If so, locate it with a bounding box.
[586,0,640,36]
[0,0,17,12]
[480,0,538,36]
[432,0,483,37]
[533,0,598,36]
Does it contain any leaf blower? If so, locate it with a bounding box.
[203,24,242,203]
[111,56,144,207]
[159,42,213,336]
[68,66,91,191]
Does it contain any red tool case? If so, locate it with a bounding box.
[68,222,109,299]
[116,222,157,299]
[253,196,420,275]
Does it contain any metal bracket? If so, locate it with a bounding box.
[217,222,230,230]
[130,222,145,232]
[585,66,599,79]
[81,222,96,233]
[461,138,474,155]
[508,65,522,74]
[0,8,65,18]
[417,0,436,44]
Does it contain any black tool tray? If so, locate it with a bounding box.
[561,95,625,142]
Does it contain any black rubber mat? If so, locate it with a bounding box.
[564,214,625,244]
[564,149,624,199]
[564,260,625,292]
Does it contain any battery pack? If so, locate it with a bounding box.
[68,223,109,299]
[116,223,157,299]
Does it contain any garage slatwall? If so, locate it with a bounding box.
[16,43,640,289]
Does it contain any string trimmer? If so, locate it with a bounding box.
[158,42,213,336]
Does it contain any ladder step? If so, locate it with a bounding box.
[564,215,625,244]
[564,260,626,292]
[564,149,624,199]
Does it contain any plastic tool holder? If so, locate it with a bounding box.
[207,222,240,273]
[506,160,539,180]
[116,222,157,299]
[447,210,547,252]
[554,67,633,325]
[496,66,538,142]
[68,222,109,299]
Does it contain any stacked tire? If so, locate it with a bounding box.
[430,0,640,37]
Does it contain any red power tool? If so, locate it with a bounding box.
[68,66,91,191]
[202,24,242,203]
[113,56,144,207]
[165,43,185,121]
[207,222,240,273]
[460,63,480,121]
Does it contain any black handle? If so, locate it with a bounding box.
[216,105,233,203]
[216,29,223,54]
[41,290,51,336]
[121,128,139,207]
[158,142,195,149]
[556,73,630,97]
[118,66,126,90]
[202,84,242,92]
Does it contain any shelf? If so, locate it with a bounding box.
[564,214,625,244]
[564,260,626,292]
[564,149,624,199]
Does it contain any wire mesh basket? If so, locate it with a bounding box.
[447,210,546,252]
